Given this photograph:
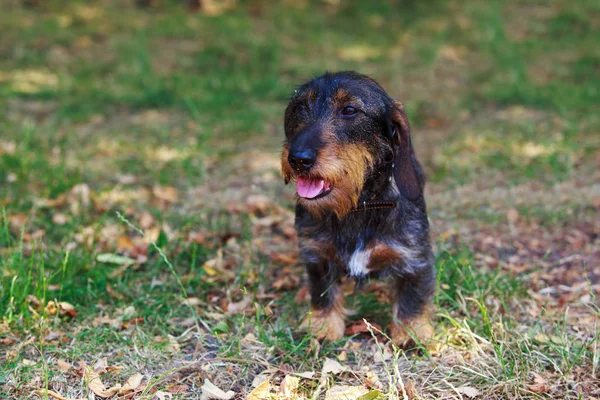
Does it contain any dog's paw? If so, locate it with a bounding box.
[389,314,434,350]
[300,307,346,341]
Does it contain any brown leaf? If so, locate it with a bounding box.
[43,301,76,317]
[58,301,76,317]
[117,235,136,252]
[294,286,310,303]
[118,373,144,394]
[80,360,121,398]
[272,273,300,291]
[56,359,73,372]
[527,373,549,393]
[33,389,84,400]
[345,320,382,336]
[270,252,298,265]
[93,358,108,374]
[166,384,190,394]
[8,213,27,231]
[152,185,179,203]
[245,194,273,214]
[226,295,253,315]
[26,295,41,309]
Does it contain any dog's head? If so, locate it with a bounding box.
[282,71,423,218]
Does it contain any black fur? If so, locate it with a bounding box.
[283,71,435,341]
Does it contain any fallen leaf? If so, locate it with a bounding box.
[155,391,173,400]
[201,0,236,16]
[93,358,108,374]
[117,235,136,252]
[80,360,121,398]
[22,359,36,366]
[43,331,60,341]
[325,385,368,400]
[182,297,203,306]
[527,373,549,393]
[153,185,179,203]
[167,384,190,394]
[322,358,348,375]
[245,194,273,214]
[246,378,271,400]
[295,371,316,379]
[456,386,480,398]
[118,373,144,394]
[226,295,252,315]
[363,370,383,390]
[52,213,69,225]
[96,253,135,265]
[164,335,180,354]
[278,375,300,399]
[57,301,76,317]
[26,295,41,309]
[56,359,73,372]
[8,213,27,231]
[45,301,58,316]
[33,389,84,400]
[345,320,382,336]
[200,379,235,400]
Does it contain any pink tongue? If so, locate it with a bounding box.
[296,177,325,199]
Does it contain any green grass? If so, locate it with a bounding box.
[1,0,599,398]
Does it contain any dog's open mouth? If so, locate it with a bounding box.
[296,177,332,199]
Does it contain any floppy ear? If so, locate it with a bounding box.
[388,100,423,201]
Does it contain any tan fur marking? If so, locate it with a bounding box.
[389,305,434,349]
[367,243,403,272]
[296,131,374,218]
[300,291,348,341]
[281,144,293,184]
[305,90,317,102]
[334,88,352,104]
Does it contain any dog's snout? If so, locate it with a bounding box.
[288,148,317,172]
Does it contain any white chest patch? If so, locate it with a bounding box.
[348,247,372,277]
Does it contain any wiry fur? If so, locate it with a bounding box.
[282,71,436,348]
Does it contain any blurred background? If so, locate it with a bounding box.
[0,0,599,398]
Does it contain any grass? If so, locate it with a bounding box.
[1,0,599,398]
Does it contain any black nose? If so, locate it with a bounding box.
[288,149,317,172]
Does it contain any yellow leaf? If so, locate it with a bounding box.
[246,378,271,400]
[325,385,369,400]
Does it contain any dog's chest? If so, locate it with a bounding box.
[299,236,406,276]
[344,241,406,277]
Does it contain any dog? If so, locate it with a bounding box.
[281,71,435,348]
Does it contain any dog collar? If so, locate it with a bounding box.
[350,200,396,212]
[350,163,397,212]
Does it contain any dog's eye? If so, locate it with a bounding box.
[342,106,358,116]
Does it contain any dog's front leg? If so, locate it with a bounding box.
[300,260,347,341]
[389,266,435,349]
